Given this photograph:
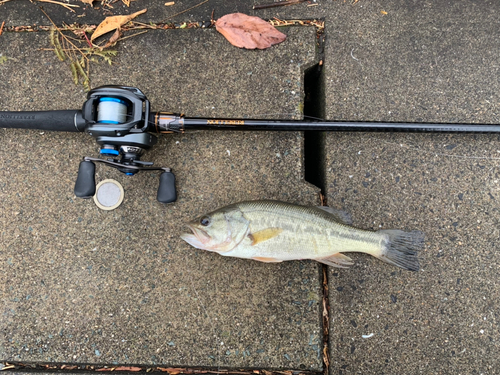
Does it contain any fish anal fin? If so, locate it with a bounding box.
[252,256,283,263]
[316,253,354,268]
[248,227,283,246]
[316,206,353,225]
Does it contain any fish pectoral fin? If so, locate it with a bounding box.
[316,253,354,268]
[252,256,283,263]
[248,227,283,246]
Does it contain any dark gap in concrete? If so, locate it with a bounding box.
[0,361,322,375]
[319,265,330,375]
[303,63,330,375]
[303,64,326,197]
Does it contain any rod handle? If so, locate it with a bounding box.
[0,110,85,132]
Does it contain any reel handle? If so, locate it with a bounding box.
[157,171,177,203]
[74,160,96,198]
[74,158,177,203]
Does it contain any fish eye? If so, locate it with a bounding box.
[200,216,211,226]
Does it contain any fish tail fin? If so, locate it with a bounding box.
[376,229,424,271]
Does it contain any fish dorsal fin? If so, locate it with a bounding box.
[316,253,354,268]
[316,206,353,225]
[248,227,283,246]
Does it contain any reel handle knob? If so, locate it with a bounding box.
[157,170,177,203]
[74,160,96,198]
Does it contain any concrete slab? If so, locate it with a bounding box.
[0,26,323,369]
[323,1,500,374]
[324,0,500,123]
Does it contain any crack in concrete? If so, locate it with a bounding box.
[1,19,324,34]
[0,361,323,375]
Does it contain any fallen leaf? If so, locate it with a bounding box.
[215,13,286,49]
[157,368,185,374]
[102,28,122,49]
[91,8,147,42]
[114,367,142,371]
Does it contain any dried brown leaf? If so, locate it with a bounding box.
[157,368,185,374]
[215,13,286,49]
[91,8,147,42]
[102,28,122,49]
[114,367,142,371]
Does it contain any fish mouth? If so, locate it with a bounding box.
[180,224,211,250]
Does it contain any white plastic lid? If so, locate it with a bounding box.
[93,179,124,210]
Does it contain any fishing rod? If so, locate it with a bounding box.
[2,85,500,204]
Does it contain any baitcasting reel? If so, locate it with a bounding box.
[74,86,176,203]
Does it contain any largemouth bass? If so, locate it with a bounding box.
[180,200,424,271]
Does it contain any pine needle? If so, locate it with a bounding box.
[35,0,80,12]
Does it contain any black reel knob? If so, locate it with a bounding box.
[157,170,177,203]
[74,160,96,198]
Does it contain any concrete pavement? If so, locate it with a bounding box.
[324,1,500,373]
[2,0,500,374]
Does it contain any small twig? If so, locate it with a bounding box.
[116,29,148,42]
[253,0,308,10]
[40,8,89,61]
[158,0,209,23]
[0,21,5,36]
[82,30,92,47]
[125,21,158,30]
[319,192,325,206]
[35,0,79,12]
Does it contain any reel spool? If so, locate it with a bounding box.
[97,98,128,124]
